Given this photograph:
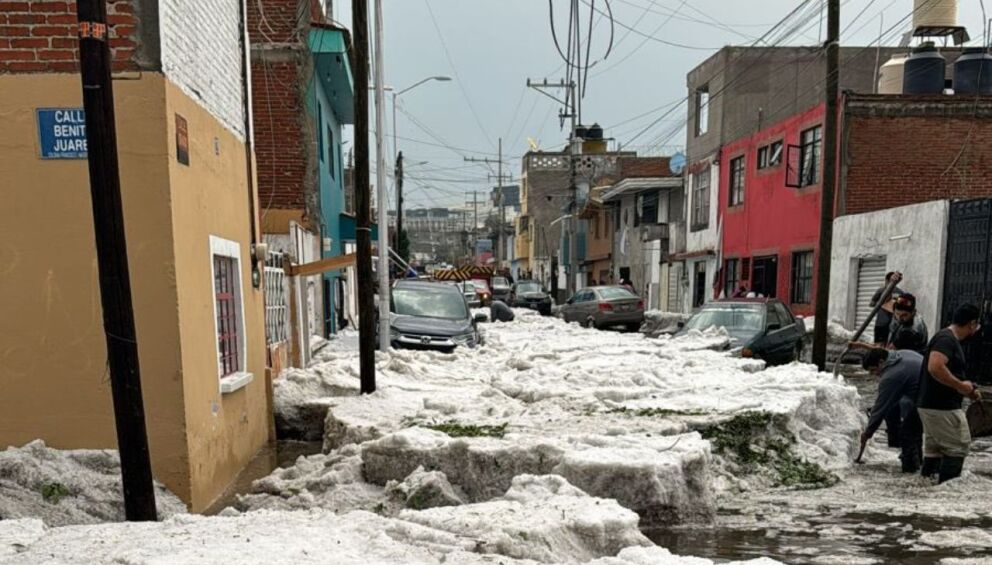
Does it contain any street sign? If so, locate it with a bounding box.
[36,108,87,159]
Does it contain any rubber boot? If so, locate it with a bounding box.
[900,444,921,474]
[938,456,965,484]
[920,457,941,480]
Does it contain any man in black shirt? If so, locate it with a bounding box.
[917,303,983,483]
[888,293,928,355]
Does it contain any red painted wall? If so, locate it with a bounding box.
[719,103,825,316]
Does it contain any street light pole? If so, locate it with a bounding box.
[373,0,390,352]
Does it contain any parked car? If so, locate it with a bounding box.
[510,280,553,315]
[675,298,805,365]
[491,276,511,303]
[470,278,493,306]
[560,286,644,331]
[457,281,482,308]
[389,280,486,353]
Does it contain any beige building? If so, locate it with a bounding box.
[0,0,272,512]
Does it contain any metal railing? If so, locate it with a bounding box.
[264,251,288,345]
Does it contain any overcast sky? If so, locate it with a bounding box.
[334,0,988,209]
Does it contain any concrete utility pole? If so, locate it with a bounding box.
[812,0,840,370]
[372,0,390,353]
[352,0,376,393]
[464,138,510,269]
[75,0,156,520]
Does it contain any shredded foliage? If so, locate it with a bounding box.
[609,407,707,417]
[700,411,837,489]
[40,482,72,504]
[426,422,508,439]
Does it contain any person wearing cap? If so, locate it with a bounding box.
[887,293,928,355]
[917,303,983,483]
[871,272,904,345]
[860,348,924,473]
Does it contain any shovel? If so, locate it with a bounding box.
[833,275,902,377]
[967,387,992,437]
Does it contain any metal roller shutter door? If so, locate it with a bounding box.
[854,257,887,331]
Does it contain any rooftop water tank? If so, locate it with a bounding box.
[878,54,908,94]
[574,124,588,139]
[903,42,946,94]
[954,48,992,95]
[587,123,604,139]
[913,0,957,30]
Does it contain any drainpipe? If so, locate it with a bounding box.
[240,0,262,288]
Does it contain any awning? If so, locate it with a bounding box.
[309,25,354,124]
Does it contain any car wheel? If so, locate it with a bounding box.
[583,316,596,329]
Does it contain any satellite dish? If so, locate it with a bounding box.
[527,137,540,151]
[669,152,686,175]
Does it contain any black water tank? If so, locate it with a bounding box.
[575,124,588,139]
[903,42,946,94]
[587,123,604,140]
[954,48,992,95]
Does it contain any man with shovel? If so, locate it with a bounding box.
[917,304,983,483]
[860,348,923,473]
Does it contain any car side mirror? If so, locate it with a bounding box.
[767,323,781,332]
[474,313,488,324]
[566,298,574,305]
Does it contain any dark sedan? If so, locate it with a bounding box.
[510,280,553,315]
[675,298,805,365]
[389,281,486,353]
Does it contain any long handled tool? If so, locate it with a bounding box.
[832,275,902,377]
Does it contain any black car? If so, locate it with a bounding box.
[389,280,486,353]
[675,298,805,365]
[510,280,553,316]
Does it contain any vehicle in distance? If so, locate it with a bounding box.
[470,278,493,306]
[457,281,482,308]
[389,280,485,353]
[560,286,644,331]
[675,298,804,365]
[491,276,511,303]
[510,280,553,315]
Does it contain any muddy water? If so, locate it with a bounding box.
[204,440,322,515]
[641,370,992,564]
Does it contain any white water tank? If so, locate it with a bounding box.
[913,0,957,30]
[878,54,908,94]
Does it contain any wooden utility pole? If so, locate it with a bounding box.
[395,151,404,260]
[812,0,840,370]
[75,0,156,521]
[352,0,376,393]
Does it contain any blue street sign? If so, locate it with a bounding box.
[37,108,87,159]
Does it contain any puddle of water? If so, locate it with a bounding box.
[204,440,322,515]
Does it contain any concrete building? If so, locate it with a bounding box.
[0,0,270,512]
[248,1,355,346]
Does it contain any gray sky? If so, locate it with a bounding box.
[336,0,988,208]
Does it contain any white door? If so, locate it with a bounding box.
[854,256,887,331]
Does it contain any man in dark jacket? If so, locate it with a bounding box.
[861,348,924,473]
[888,293,928,354]
[871,272,904,344]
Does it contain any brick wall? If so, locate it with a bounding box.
[843,96,992,216]
[251,58,307,211]
[0,0,138,73]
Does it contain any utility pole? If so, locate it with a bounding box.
[372,0,390,352]
[352,0,376,393]
[464,138,510,269]
[812,0,840,371]
[526,78,579,297]
[395,151,404,263]
[75,0,156,521]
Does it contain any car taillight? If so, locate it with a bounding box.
[599,302,613,312]
[637,300,644,310]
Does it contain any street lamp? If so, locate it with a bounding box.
[392,76,452,168]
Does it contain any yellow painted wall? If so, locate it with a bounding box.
[163,80,270,512]
[0,73,192,501]
[0,73,270,512]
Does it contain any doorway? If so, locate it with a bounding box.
[693,261,707,308]
[751,255,778,298]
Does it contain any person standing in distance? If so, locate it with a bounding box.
[917,303,983,483]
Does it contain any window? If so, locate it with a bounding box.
[766,303,787,329]
[638,191,659,225]
[799,126,822,187]
[210,236,251,393]
[724,258,740,297]
[327,125,335,179]
[694,85,710,137]
[693,261,707,307]
[757,141,783,170]
[729,156,745,206]
[317,102,324,162]
[791,250,814,304]
[691,168,711,231]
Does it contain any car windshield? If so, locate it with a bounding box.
[597,287,637,300]
[392,288,468,320]
[685,304,764,332]
[472,279,490,290]
[493,277,509,288]
[516,282,541,294]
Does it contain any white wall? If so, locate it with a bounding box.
[685,162,720,254]
[160,0,246,139]
[829,200,948,331]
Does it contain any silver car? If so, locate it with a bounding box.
[560,286,644,331]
